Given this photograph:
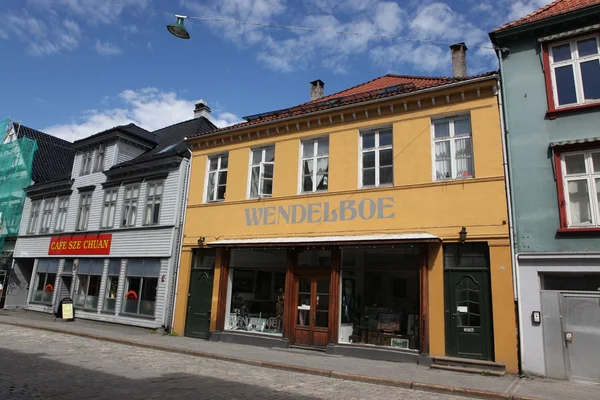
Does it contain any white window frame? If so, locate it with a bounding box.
[143,181,163,225]
[359,127,394,188]
[121,184,140,227]
[27,200,41,234]
[549,33,600,108]
[560,150,600,228]
[299,137,329,194]
[39,198,55,233]
[431,115,475,181]
[205,154,228,202]
[100,189,118,229]
[80,150,93,176]
[94,144,106,172]
[75,193,92,231]
[54,196,69,233]
[248,146,275,199]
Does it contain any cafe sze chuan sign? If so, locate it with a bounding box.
[48,234,112,255]
[244,197,395,226]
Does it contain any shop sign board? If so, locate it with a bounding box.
[244,197,395,226]
[48,234,112,255]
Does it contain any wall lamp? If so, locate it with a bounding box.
[459,227,468,244]
[197,236,205,246]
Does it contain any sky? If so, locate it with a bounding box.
[0,0,553,142]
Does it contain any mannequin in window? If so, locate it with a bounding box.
[276,288,285,332]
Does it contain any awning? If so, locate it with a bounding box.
[550,137,600,147]
[539,24,600,43]
[206,233,440,247]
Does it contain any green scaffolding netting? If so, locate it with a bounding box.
[0,128,38,252]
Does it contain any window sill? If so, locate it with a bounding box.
[29,301,53,306]
[557,227,600,235]
[74,306,99,312]
[119,312,156,320]
[547,102,600,119]
[434,176,475,182]
[360,183,394,190]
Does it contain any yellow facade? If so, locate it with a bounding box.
[174,79,518,373]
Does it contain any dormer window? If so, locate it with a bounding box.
[80,150,93,176]
[94,144,105,172]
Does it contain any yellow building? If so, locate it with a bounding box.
[173,56,518,373]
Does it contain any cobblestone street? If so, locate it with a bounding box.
[0,325,483,400]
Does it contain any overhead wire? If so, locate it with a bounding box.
[101,0,498,50]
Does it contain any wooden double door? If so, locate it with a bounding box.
[293,275,331,348]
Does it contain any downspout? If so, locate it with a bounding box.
[496,48,524,374]
[169,147,193,332]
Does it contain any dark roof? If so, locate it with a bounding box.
[110,116,217,170]
[73,123,157,148]
[14,123,75,184]
[493,0,600,32]
[187,72,497,140]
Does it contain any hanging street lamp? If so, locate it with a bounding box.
[167,15,190,39]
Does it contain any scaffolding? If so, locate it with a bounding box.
[0,121,37,252]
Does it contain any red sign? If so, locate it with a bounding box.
[48,234,112,255]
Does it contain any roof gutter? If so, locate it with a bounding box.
[185,75,497,142]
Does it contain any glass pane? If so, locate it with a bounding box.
[577,38,598,57]
[363,151,375,168]
[379,149,393,166]
[315,311,329,328]
[568,180,592,225]
[435,141,452,180]
[262,179,273,196]
[299,278,311,293]
[363,169,375,186]
[434,120,450,138]
[207,173,215,200]
[123,277,141,314]
[218,171,227,185]
[303,175,313,192]
[316,294,329,311]
[217,185,226,201]
[565,154,587,174]
[316,174,328,191]
[303,141,314,158]
[379,131,393,147]
[265,147,275,162]
[593,152,600,173]
[555,65,578,105]
[220,155,228,169]
[263,164,274,179]
[380,167,393,184]
[250,167,259,197]
[303,160,313,175]
[316,158,328,174]
[252,150,262,165]
[552,43,572,62]
[580,60,600,101]
[297,309,310,326]
[152,202,161,223]
[317,138,329,156]
[140,278,157,316]
[316,279,329,294]
[362,133,375,149]
[455,138,474,178]
[148,184,155,197]
[454,118,471,136]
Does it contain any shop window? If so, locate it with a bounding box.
[40,198,55,233]
[143,182,163,225]
[76,193,92,231]
[103,259,122,312]
[27,200,41,234]
[122,258,160,316]
[100,189,118,229]
[74,259,104,310]
[32,259,59,304]
[225,249,286,336]
[339,246,421,350]
[206,154,228,202]
[360,127,393,187]
[121,184,140,227]
[249,146,275,198]
[54,196,69,233]
[432,116,474,180]
[542,273,600,291]
[300,138,329,193]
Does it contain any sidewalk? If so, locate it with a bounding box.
[0,309,595,400]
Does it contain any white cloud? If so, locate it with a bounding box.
[95,40,122,56]
[508,0,554,21]
[370,43,450,73]
[44,88,241,142]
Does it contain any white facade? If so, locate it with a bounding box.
[13,135,190,329]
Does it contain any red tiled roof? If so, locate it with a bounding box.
[494,0,600,32]
[188,72,497,139]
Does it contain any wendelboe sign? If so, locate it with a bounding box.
[244,197,395,226]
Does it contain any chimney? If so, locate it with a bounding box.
[194,99,212,119]
[310,79,324,101]
[450,43,468,78]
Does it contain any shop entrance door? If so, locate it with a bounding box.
[445,270,493,361]
[184,269,214,340]
[561,294,600,384]
[294,276,330,348]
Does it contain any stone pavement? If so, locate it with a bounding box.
[0,324,479,400]
[0,310,596,400]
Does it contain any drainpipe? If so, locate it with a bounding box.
[496,48,524,374]
[169,148,193,332]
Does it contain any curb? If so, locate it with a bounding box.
[1,320,546,400]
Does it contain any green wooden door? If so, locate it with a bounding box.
[445,270,493,360]
[184,269,214,340]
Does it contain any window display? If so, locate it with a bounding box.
[225,249,286,336]
[32,259,59,304]
[74,259,103,310]
[339,246,421,350]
